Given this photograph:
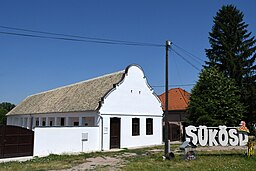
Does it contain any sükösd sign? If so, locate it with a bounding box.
[185,126,248,146]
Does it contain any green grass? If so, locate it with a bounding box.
[0,154,85,171]
[122,150,256,171]
[0,145,255,171]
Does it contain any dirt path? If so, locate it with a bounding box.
[53,152,137,171]
[58,156,122,171]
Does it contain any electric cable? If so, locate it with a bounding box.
[0,25,164,47]
[172,43,204,63]
[170,47,201,71]
[151,83,195,88]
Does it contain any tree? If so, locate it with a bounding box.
[205,5,256,123]
[187,67,245,126]
[0,108,8,124]
[0,102,16,125]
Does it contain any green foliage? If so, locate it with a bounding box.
[205,4,256,123]
[0,102,16,125]
[0,108,8,124]
[187,67,245,126]
[0,102,16,111]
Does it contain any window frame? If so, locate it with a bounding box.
[73,121,79,126]
[132,118,140,136]
[60,117,65,126]
[35,119,39,126]
[146,118,153,135]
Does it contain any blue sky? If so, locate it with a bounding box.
[0,0,255,104]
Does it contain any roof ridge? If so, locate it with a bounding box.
[29,69,125,97]
[178,88,189,105]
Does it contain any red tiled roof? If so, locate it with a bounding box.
[159,88,190,111]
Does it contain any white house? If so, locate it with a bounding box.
[6,64,163,156]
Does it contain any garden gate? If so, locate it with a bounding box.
[0,125,34,158]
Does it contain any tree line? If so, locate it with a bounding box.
[0,102,15,124]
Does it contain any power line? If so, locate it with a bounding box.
[152,83,195,87]
[0,27,203,70]
[172,46,202,66]
[0,25,164,47]
[0,31,160,47]
[0,27,201,89]
[171,49,184,86]
[172,43,204,63]
[0,26,205,72]
[170,47,201,71]
[0,31,119,44]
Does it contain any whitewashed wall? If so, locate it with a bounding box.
[121,116,162,148]
[102,115,162,150]
[34,127,101,156]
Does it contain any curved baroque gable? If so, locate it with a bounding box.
[99,64,163,116]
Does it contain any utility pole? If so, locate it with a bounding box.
[164,40,171,158]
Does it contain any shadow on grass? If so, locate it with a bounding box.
[198,153,245,157]
[196,152,256,161]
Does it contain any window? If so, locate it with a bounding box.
[132,118,140,136]
[146,118,153,135]
[42,121,46,126]
[35,120,39,126]
[83,117,95,127]
[73,122,79,126]
[60,118,65,126]
[50,121,53,126]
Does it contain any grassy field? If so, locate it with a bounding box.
[0,145,255,171]
[122,149,256,171]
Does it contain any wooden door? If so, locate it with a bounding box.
[110,118,120,149]
[169,123,181,141]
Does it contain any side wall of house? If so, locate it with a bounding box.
[100,65,163,150]
[34,127,101,156]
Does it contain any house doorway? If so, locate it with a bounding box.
[168,123,181,141]
[110,117,120,149]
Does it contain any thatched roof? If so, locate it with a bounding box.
[7,70,125,115]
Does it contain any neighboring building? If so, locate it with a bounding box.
[6,64,163,156]
[159,88,190,141]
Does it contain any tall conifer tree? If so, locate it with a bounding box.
[205,5,256,123]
